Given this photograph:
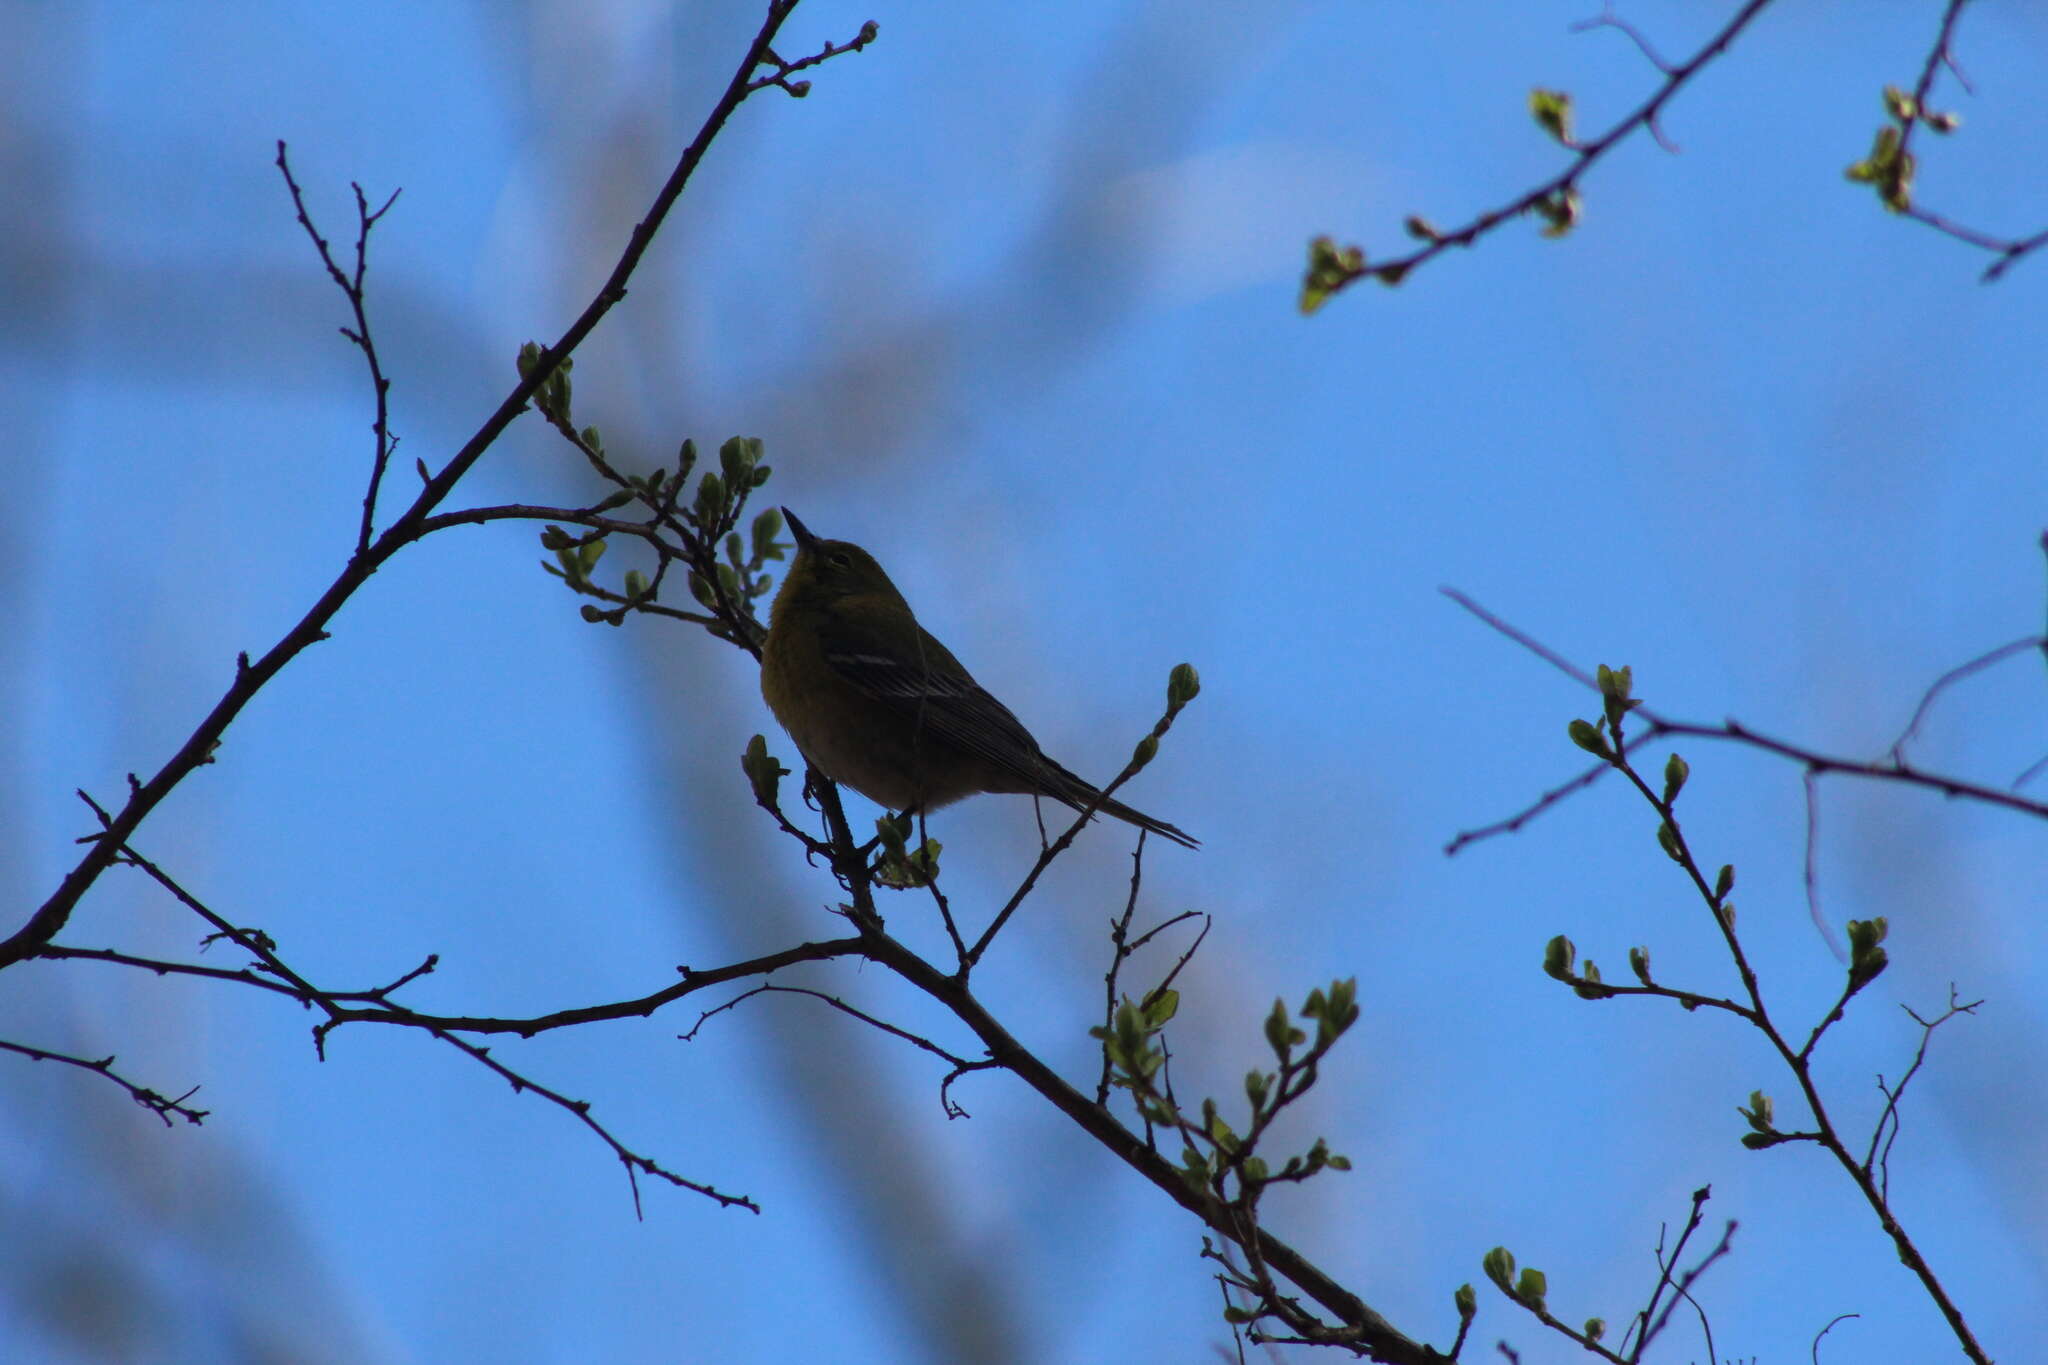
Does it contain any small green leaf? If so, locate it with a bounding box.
[1883,84,1916,121]
[1568,718,1611,759]
[1515,1266,1547,1311]
[1529,87,1574,144]
[1299,234,1366,315]
[1141,988,1179,1028]
[1482,1246,1516,1295]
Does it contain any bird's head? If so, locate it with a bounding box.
[774,508,910,613]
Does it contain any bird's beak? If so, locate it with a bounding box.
[781,507,819,550]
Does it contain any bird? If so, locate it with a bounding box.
[759,509,1197,849]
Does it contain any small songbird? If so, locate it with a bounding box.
[759,509,1197,849]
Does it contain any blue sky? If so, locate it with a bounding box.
[6,2,2046,1361]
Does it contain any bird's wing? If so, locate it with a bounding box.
[815,618,1049,781]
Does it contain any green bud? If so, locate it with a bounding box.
[1482,1246,1516,1295]
[1131,734,1159,769]
[1846,917,1890,990]
[623,570,648,601]
[1535,186,1582,238]
[1455,1283,1477,1321]
[1715,863,1735,899]
[539,525,575,551]
[1543,934,1576,981]
[741,734,787,806]
[1883,84,1915,121]
[718,435,752,485]
[1515,1266,1547,1311]
[1926,110,1960,133]
[516,340,543,378]
[1167,661,1201,708]
[1662,752,1689,804]
[1404,214,1441,242]
[752,506,785,559]
[1585,1318,1605,1342]
[578,538,606,572]
[1656,821,1683,861]
[696,472,725,514]
[1628,945,1652,985]
[676,438,698,478]
[1264,998,1299,1055]
[1245,1070,1270,1108]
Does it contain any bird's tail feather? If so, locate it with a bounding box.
[1043,759,1199,850]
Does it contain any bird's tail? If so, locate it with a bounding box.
[1043,759,1199,850]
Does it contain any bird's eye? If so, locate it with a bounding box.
[826,551,852,570]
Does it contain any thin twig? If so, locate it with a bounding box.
[0,1038,209,1126]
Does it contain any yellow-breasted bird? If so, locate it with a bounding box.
[760,509,1197,849]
